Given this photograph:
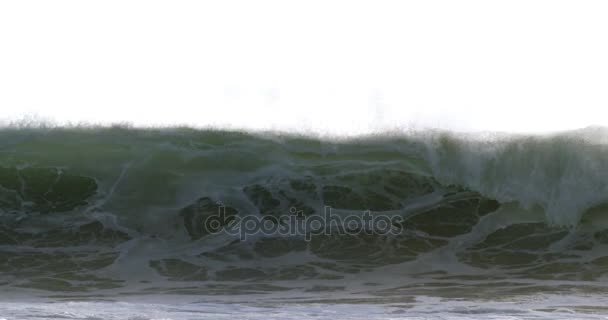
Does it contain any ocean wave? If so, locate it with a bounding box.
[1,126,608,295]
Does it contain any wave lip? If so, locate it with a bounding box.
[425,127,608,225]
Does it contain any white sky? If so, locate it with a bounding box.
[1,0,607,134]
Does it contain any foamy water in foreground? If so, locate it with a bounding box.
[2,295,608,320]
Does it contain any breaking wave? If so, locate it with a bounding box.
[2,125,608,298]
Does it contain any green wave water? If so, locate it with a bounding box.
[2,126,608,300]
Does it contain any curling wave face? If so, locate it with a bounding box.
[2,126,608,299]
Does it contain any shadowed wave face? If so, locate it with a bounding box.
[2,126,608,300]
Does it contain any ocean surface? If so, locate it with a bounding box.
[2,126,608,319]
